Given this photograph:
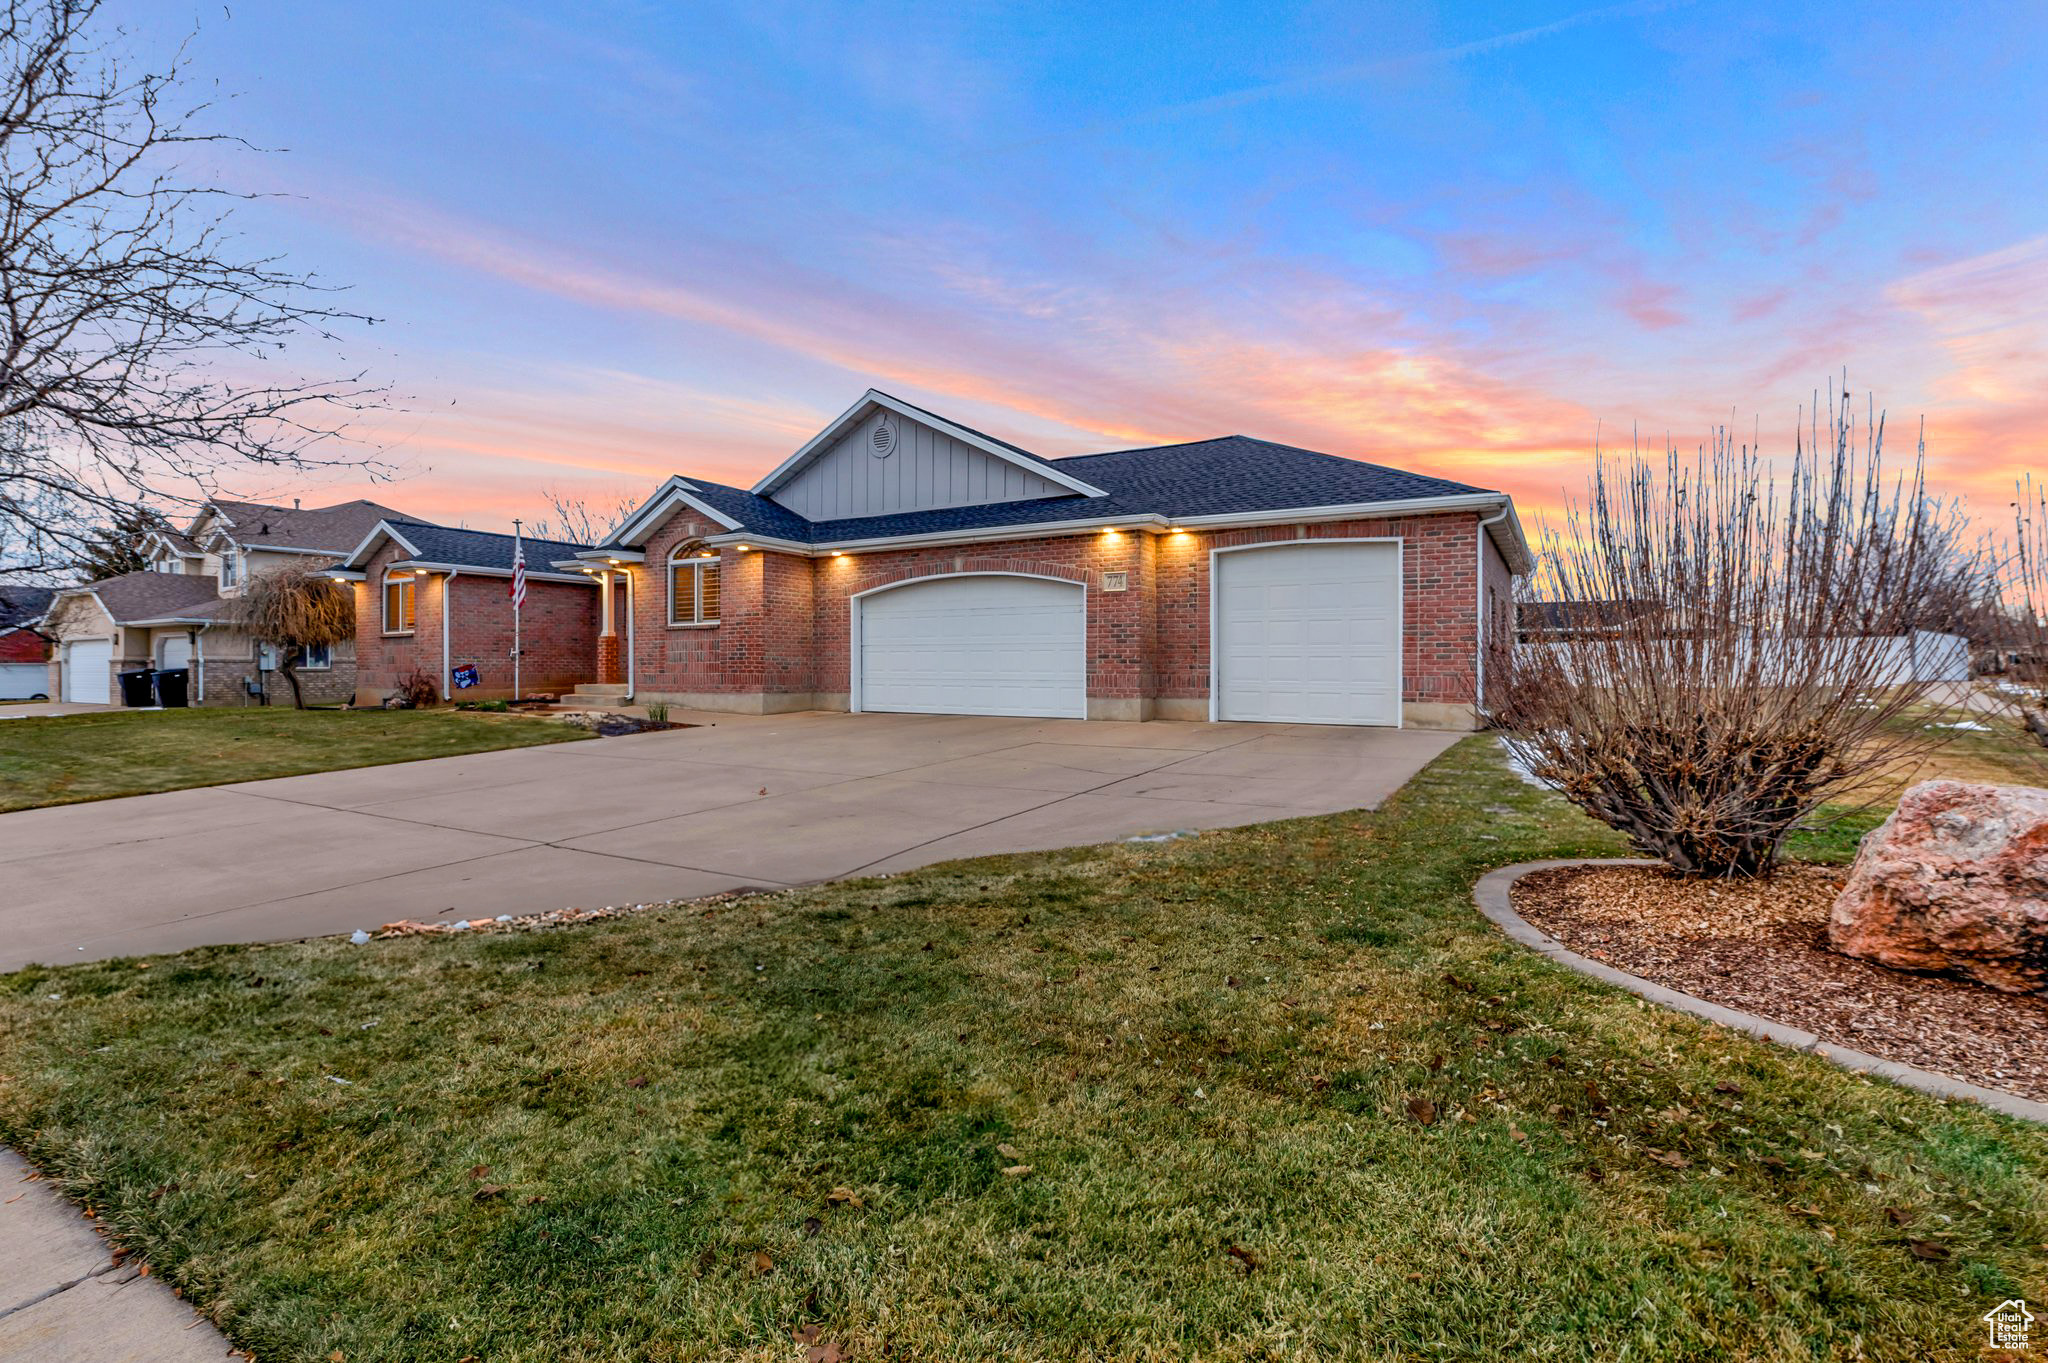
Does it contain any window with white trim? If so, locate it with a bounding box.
[668,544,721,626]
[302,641,332,670]
[382,570,416,634]
[219,551,240,588]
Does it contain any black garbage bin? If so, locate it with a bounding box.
[117,668,155,707]
[153,668,190,707]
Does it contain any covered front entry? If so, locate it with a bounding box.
[855,573,1086,719]
[63,638,112,704]
[1212,541,1402,726]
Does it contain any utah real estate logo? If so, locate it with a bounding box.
[1985,1299,2033,1351]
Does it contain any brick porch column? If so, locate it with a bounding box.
[596,569,622,683]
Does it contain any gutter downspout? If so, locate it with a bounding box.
[196,624,210,706]
[1474,501,1512,722]
[440,569,461,701]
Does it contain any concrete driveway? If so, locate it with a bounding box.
[0,711,1458,970]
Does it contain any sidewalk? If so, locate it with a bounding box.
[0,1149,232,1361]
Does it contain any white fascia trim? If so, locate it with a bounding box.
[342,521,423,570]
[326,569,368,582]
[749,389,1108,500]
[701,513,1171,557]
[610,478,744,546]
[125,614,220,627]
[245,544,353,557]
[573,548,645,563]
[1176,492,1536,569]
[389,559,598,586]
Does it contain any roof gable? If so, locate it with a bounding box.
[750,390,1104,520]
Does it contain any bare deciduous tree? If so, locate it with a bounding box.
[1982,475,2048,747]
[0,0,385,578]
[230,564,353,709]
[1488,390,1986,877]
[525,487,639,547]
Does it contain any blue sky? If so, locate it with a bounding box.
[120,1,2048,526]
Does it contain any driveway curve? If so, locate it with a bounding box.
[0,710,1456,969]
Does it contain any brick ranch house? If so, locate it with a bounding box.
[43,498,411,706]
[347,390,1530,729]
[335,521,599,703]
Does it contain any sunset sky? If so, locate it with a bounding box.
[125,1,2048,532]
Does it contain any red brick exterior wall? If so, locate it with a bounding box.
[0,628,49,664]
[618,506,1492,719]
[352,539,600,702]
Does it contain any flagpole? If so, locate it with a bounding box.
[512,518,523,702]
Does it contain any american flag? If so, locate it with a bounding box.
[509,537,527,608]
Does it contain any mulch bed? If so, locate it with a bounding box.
[1512,863,2048,1102]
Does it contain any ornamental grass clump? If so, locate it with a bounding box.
[1489,389,1985,877]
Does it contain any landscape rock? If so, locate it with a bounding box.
[1827,779,2048,993]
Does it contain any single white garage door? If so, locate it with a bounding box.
[64,638,112,704]
[0,662,47,700]
[1214,542,1402,725]
[158,634,192,669]
[858,574,1086,719]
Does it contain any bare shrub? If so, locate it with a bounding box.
[1980,476,2048,748]
[1488,392,1985,877]
[230,566,353,709]
[391,668,439,710]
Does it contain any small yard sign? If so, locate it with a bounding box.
[452,665,480,690]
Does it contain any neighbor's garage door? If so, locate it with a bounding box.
[0,663,46,700]
[63,638,112,704]
[1214,542,1402,725]
[858,574,1086,719]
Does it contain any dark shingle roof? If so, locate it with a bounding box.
[211,498,415,552]
[691,434,1495,544]
[73,571,225,623]
[384,521,593,572]
[0,585,55,631]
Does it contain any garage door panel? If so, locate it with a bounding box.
[860,576,1085,720]
[1215,543,1401,726]
[64,640,111,704]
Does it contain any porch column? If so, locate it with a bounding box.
[596,568,623,684]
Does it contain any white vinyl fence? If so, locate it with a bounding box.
[1521,629,1971,686]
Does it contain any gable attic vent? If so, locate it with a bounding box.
[870,418,896,458]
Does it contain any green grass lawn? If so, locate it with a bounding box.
[0,737,2041,1361]
[0,706,589,812]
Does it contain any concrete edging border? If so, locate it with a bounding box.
[1474,858,2048,1125]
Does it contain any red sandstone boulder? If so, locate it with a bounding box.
[1827,779,2048,993]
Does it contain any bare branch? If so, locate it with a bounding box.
[0,0,388,577]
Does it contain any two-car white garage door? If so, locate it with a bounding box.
[857,574,1087,719]
[852,543,1402,726]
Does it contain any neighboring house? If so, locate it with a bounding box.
[337,521,599,702]
[0,585,56,700]
[43,498,411,706]
[365,387,1530,729]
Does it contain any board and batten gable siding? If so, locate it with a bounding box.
[769,408,1075,520]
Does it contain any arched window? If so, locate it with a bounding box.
[668,543,721,626]
[381,568,416,634]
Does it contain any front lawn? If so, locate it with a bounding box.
[0,706,588,812]
[0,737,2041,1361]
